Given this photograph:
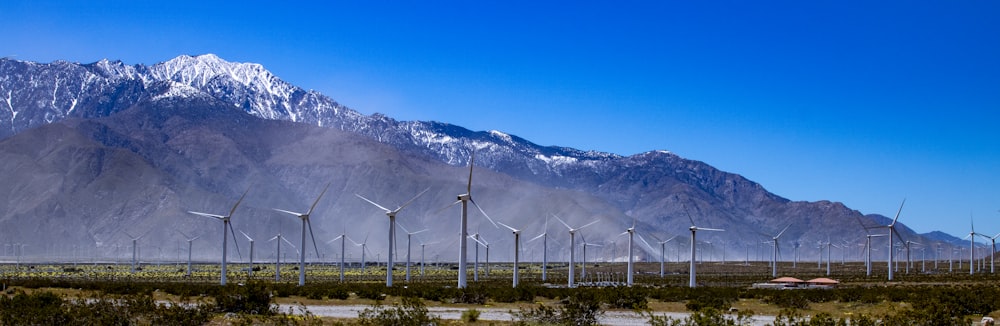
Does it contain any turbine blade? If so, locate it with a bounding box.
[470,199,499,228]
[683,206,696,227]
[326,235,344,244]
[497,221,518,233]
[229,187,252,218]
[356,194,391,212]
[699,227,725,232]
[188,211,226,220]
[239,230,253,242]
[176,230,192,240]
[123,231,136,240]
[268,235,280,242]
[637,233,655,251]
[396,222,411,235]
[552,214,573,230]
[308,220,321,259]
[412,229,429,235]
[396,187,430,212]
[578,219,600,230]
[467,149,475,194]
[434,200,462,215]
[528,232,546,242]
[307,182,332,215]
[229,224,242,260]
[273,208,305,217]
[855,215,872,234]
[890,198,905,226]
[282,236,298,249]
[776,224,791,239]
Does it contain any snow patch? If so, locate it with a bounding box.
[153,82,205,100]
[534,154,579,165]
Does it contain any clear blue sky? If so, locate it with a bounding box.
[3,1,998,238]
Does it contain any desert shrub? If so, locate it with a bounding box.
[461,308,481,322]
[599,286,648,310]
[513,291,603,326]
[0,290,70,325]
[761,290,810,310]
[214,281,276,315]
[355,284,388,300]
[0,290,213,326]
[648,307,756,326]
[356,297,440,326]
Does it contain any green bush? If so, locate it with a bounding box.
[214,281,276,315]
[357,297,441,326]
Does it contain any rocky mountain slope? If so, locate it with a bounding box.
[0,54,962,262]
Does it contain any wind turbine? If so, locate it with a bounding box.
[356,188,428,287]
[619,217,654,286]
[685,208,723,288]
[444,150,498,289]
[269,232,298,281]
[527,215,553,282]
[857,215,887,276]
[652,234,678,278]
[553,214,599,288]
[966,217,989,275]
[326,230,348,282]
[497,221,523,288]
[123,230,151,273]
[882,199,905,281]
[187,187,249,286]
[176,230,199,277]
[468,231,489,281]
[349,234,370,275]
[580,233,604,283]
[988,233,1000,274]
[274,183,330,286]
[397,223,429,283]
[239,230,255,277]
[767,224,791,277]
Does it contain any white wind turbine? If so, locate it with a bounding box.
[580,233,604,283]
[176,230,199,277]
[882,199,906,281]
[468,231,492,280]
[274,183,330,286]
[527,215,553,282]
[187,187,249,286]
[349,234,370,275]
[966,217,989,276]
[268,232,298,281]
[418,239,439,277]
[326,230,349,282]
[685,208,724,288]
[397,223,429,283]
[857,215,887,276]
[987,233,1000,274]
[767,224,791,277]
[443,151,498,288]
[123,230,151,273]
[496,221,524,288]
[619,217,654,287]
[239,230,256,277]
[651,234,678,278]
[356,188,428,287]
[553,214,599,288]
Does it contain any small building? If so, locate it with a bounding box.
[752,276,804,289]
[805,278,840,289]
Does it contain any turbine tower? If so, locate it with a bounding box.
[444,150,498,288]
[652,234,678,278]
[397,223,429,283]
[685,208,723,288]
[497,221,523,288]
[883,199,906,281]
[619,217,654,287]
[239,230,255,277]
[176,230,199,277]
[768,224,791,277]
[527,215,552,282]
[268,232,297,281]
[580,233,603,284]
[356,188,429,287]
[187,187,249,286]
[274,183,330,286]
[326,231,348,282]
[349,234,370,275]
[553,215,599,288]
[123,230,151,274]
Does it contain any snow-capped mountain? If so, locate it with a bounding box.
[0,54,960,261]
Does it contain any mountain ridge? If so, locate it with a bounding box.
[0,54,967,262]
